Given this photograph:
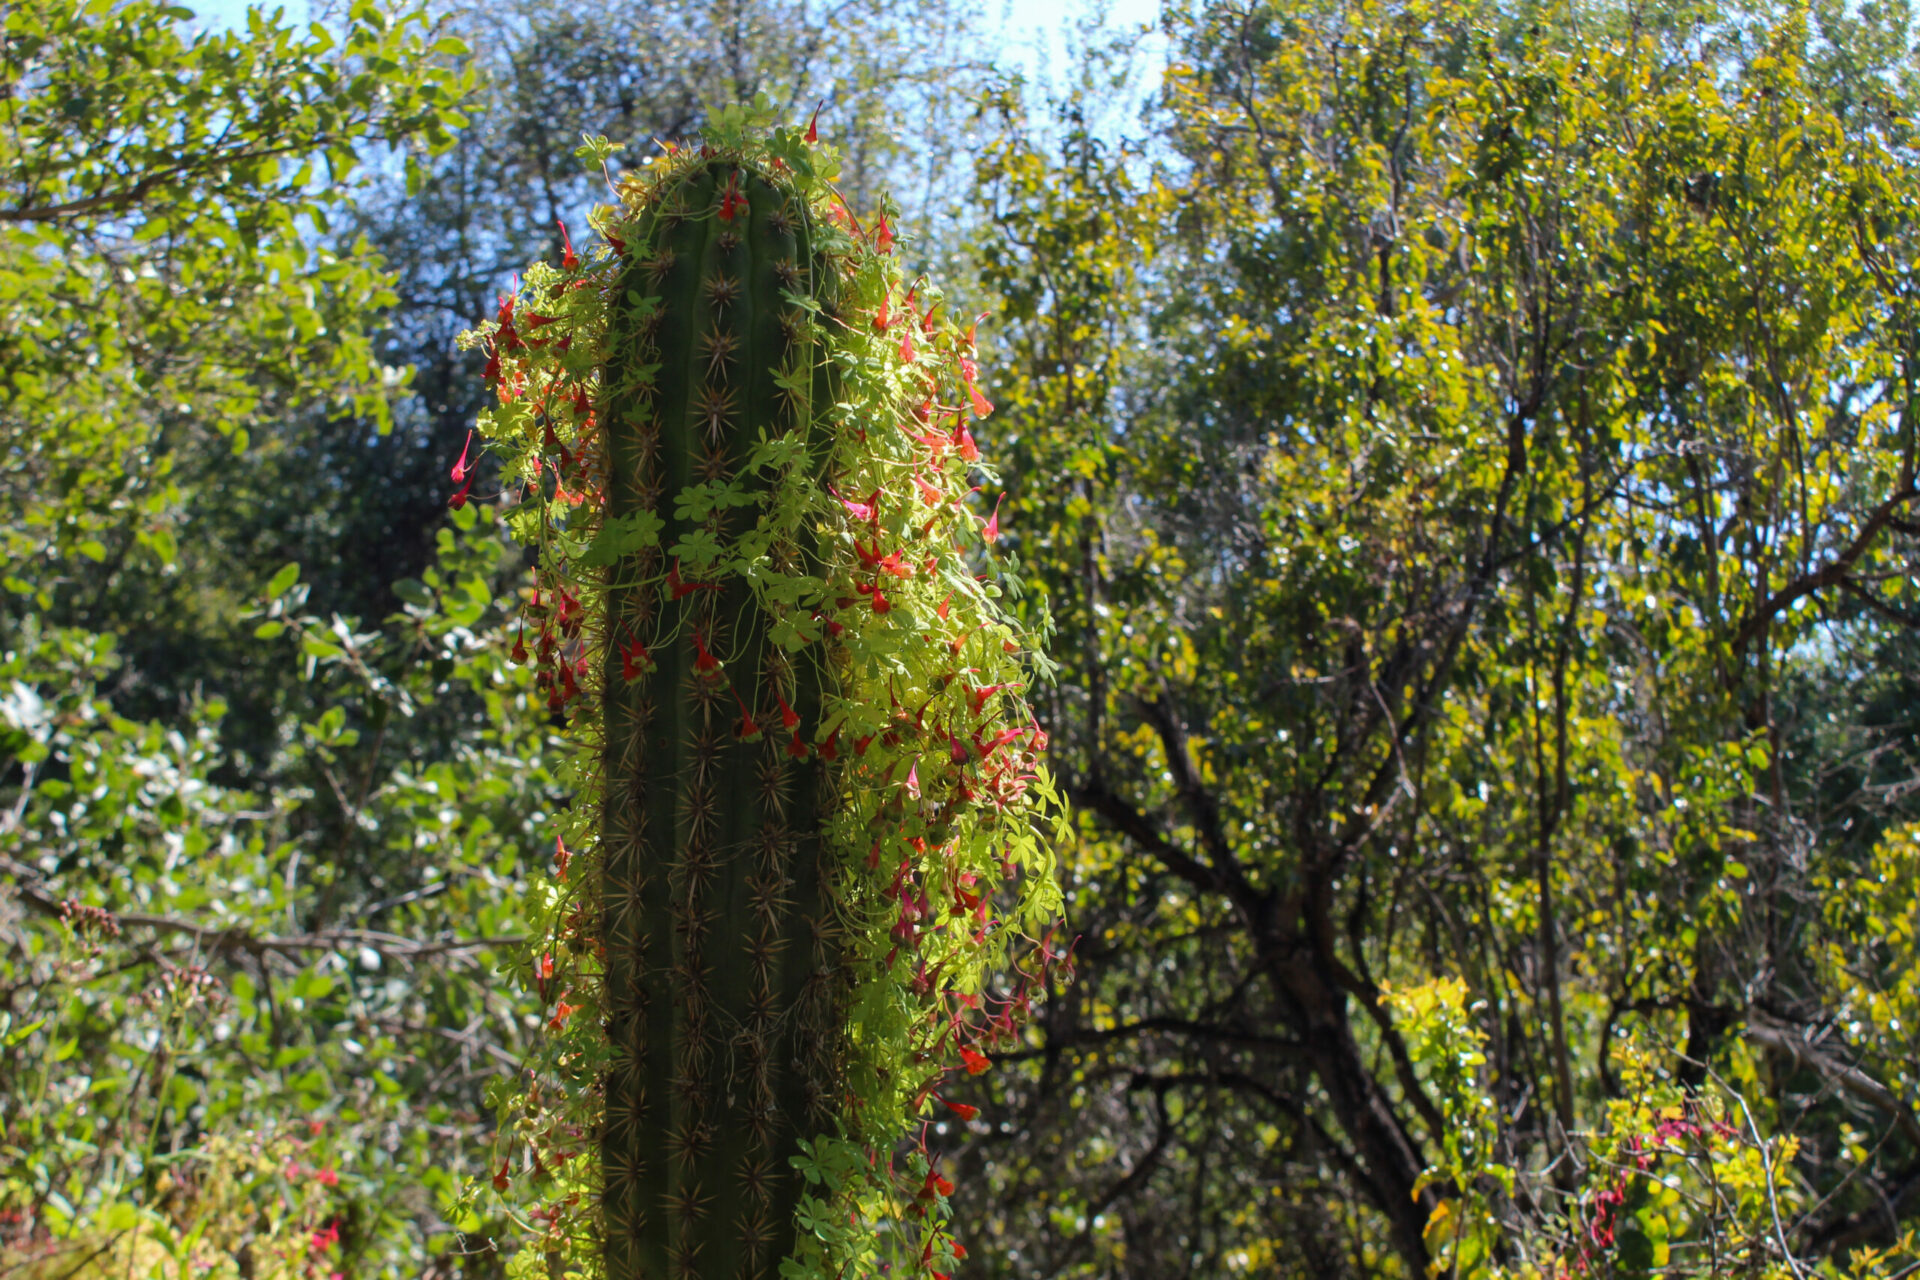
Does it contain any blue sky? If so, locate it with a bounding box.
[185,0,1165,93]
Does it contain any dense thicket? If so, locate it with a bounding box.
[955,1,1920,1275]
[10,0,1920,1277]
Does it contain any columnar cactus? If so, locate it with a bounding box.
[462,104,1061,1280]
[595,155,843,1280]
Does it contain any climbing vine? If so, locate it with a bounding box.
[453,100,1064,1279]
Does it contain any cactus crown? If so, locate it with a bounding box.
[460,100,1063,1280]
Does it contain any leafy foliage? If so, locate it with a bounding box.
[23,0,1920,1277]
[0,0,469,607]
[955,0,1920,1275]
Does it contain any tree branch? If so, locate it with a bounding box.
[994,1014,1310,1062]
[1067,779,1240,899]
[1139,691,1255,899]
[1745,1015,1920,1146]
[1,856,521,965]
[1730,485,1920,655]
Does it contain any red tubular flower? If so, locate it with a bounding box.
[449,429,476,508]
[786,731,808,759]
[692,631,723,679]
[944,1097,979,1121]
[554,836,572,881]
[899,329,915,363]
[777,690,801,729]
[510,626,528,665]
[958,1044,990,1075]
[495,290,524,354]
[493,1160,511,1192]
[805,101,823,143]
[983,493,1005,545]
[967,378,994,419]
[556,218,577,271]
[733,690,763,741]
[964,312,986,352]
[953,421,979,461]
[717,172,746,222]
[967,682,1016,715]
[819,726,840,761]
[554,588,582,636]
[547,992,579,1033]
[620,638,652,683]
[830,486,880,522]
[875,214,894,254]
[450,429,475,486]
[667,559,719,600]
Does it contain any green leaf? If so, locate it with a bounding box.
[392,577,435,609]
[267,562,301,597]
[145,527,179,567]
[576,509,665,567]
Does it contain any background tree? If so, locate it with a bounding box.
[954,1,1920,1275]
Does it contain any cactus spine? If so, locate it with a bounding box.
[465,110,1062,1280]
[599,159,835,1280]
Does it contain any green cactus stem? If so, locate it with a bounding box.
[597,158,836,1280]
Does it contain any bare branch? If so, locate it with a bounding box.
[0,856,521,965]
[1745,1016,1920,1148]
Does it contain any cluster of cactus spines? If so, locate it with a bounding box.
[598,160,839,1280]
